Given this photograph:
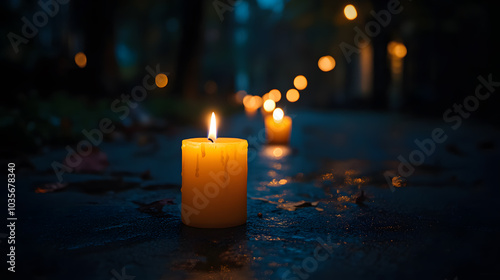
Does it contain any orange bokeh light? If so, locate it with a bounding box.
[318,55,336,72]
[155,73,168,88]
[286,89,300,102]
[293,75,308,90]
[268,89,281,102]
[388,41,407,58]
[74,52,87,68]
[344,4,357,20]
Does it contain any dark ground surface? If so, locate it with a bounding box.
[6,110,500,280]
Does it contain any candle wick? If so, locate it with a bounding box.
[208,138,214,143]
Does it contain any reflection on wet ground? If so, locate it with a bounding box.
[18,111,500,279]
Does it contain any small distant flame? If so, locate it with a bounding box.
[208,112,217,142]
[344,4,357,20]
[273,108,284,122]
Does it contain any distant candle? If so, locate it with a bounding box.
[265,108,292,145]
[181,113,248,228]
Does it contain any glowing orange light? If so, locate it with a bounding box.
[293,75,308,90]
[263,99,276,112]
[74,52,87,68]
[243,95,253,106]
[273,108,284,122]
[286,89,300,102]
[252,96,263,108]
[244,95,263,117]
[208,112,217,142]
[393,44,407,58]
[273,147,283,157]
[388,41,407,58]
[318,55,336,72]
[279,179,287,185]
[387,41,398,54]
[155,73,168,88]
[344,4,357,20]
[268,89,281,102]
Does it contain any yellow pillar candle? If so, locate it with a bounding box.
[181,113,248,228]
[265,108,292,145]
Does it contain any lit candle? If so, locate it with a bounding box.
[181,113,248,228]
[265,108,292,145]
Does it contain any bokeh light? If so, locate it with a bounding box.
[74,52,87,68]
[243,95,262,117]
[155,73,168,88]
[254,96,263,107]
[293,75,308,90]
[273,108,284,122]
[273,147,283,158]
[268,89,281,102]
[286,89,300,102]
[243,95,253,108]
[344,4,357,20]
[263,99,276,112]
[388,41,407,58]
[318,55,336,72]
[393,44,407,58]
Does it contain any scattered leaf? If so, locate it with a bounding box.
[392,176,407,188]
[135,198,175,215]
[36,183,68,193]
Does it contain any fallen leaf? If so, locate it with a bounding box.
[391,176,407,188]
[36,183,68,193]
[250,197,321,211]
[135,198,175,215]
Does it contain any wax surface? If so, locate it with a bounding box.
[265,116,292,145]
[181,138,248,228]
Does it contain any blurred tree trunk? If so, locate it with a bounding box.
[173,0,204,99]
[74,0,119,95]
[370,0,390,109]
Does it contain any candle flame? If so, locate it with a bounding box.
[208,112,217,142]
[273,108,284,122]
[344,4,357,20]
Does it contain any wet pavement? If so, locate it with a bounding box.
[12,111,500,280]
